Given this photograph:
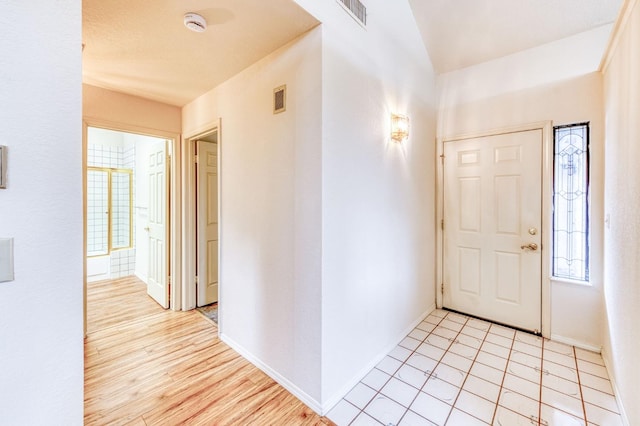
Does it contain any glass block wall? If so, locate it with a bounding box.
[87,169,108,256]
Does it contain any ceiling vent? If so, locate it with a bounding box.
[337,0,367,27]
[273,85,286,114]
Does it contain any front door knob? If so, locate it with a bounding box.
[520,243,538,251]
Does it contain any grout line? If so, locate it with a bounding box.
[347,312,449,426]
[341,315,616,426]
[573,346,589,424]
[393,312,455,425]
[442,318,493,425]
[538,338,544,426]
[489,324,520,426]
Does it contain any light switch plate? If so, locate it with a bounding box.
[0,238,14,282]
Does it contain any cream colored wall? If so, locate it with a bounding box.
[83,84,181,134]
[439,72,605,350]
[437,25,612,109]
[293,0,438,409]
[0,1,83,423]
[602,1,640,423]
[184,0,439,411]
[182,28,324,408]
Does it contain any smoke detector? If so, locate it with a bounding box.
[184,13,207,33]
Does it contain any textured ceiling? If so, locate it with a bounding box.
[84,1,624,105]
[82,0,319,106]
[409,0,623,73]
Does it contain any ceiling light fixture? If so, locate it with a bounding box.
[184,12,207,33]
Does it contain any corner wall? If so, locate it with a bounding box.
[0,1,83,423]
[602,1,640,423]
[294,0,439,407]
[182,27,323,407]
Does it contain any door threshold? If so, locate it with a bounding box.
[441,307,542,337]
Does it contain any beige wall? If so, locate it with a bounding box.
[183,27,324,408]
[185,0,439,410]
[83,84,181,134]
[602,1,640,423]
[294,0,438,407]
[438,72,606,350]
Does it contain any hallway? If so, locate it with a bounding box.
[84,276,332,425]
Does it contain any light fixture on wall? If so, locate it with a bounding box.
[391,113,410,142]
[184,12,207,33]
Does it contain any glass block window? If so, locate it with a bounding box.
[553,123,590,282]
[111,171,132,249]
[87,169,109,256]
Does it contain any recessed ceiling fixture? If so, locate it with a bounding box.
[184,12,207,33]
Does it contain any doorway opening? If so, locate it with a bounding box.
[182,125,221,325]
[84,124,177,334]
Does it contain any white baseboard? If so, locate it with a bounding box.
[219,332,323,415]
[134,271,148,284]
[220,305,439,417]
[549,334,602,353]
[321,303,437,415]
[601,349,631,426]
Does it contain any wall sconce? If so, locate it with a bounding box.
[391,114,409,142]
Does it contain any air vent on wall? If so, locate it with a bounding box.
[273,85,286,114]
[337,0,367,27]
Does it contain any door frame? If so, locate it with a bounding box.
[82,118,182,335]
[182,119,222,327]
[436,121,553,338]
[195,139,219,307]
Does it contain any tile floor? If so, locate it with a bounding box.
[328,309,623,426]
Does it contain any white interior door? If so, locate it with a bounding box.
[196,141,219,307]
[443,130,542,332]
[147,140,169,308]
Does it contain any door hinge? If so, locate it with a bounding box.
[440,154,445,164]
[441,219,444,230]
[195,276,198,285]
[441,283,444,294]
[194,154,199,164]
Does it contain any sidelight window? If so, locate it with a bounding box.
[552,123,590,282]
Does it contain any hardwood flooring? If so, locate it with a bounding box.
[85,276,333,425]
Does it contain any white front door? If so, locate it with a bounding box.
[147,140,169,308]
[196,141,219,307]
[443,130,542,332]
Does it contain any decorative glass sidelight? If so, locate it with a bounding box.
[552,123,590,282]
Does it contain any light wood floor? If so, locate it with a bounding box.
[85,276,333,425]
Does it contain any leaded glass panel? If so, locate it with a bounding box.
[553,123,589,281]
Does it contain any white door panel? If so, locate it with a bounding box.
[443,130,542,332]
[197,141,219,306]
[147,140,169,308]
